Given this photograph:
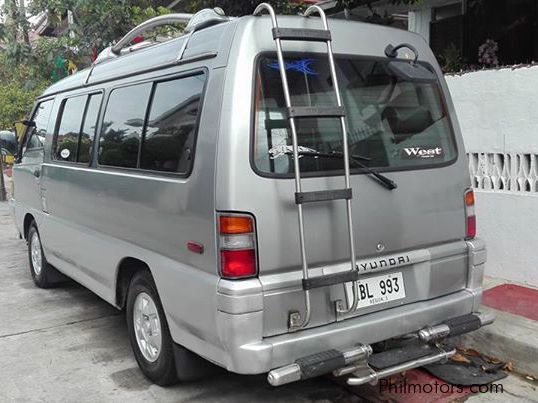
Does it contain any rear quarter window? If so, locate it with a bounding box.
[99,83,152,168]
[98,72,206,174]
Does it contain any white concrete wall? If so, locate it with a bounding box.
[446,66,538,287]
[408,8,431,43]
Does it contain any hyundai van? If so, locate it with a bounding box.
[10,4,492,387]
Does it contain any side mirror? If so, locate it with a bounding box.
[22,120,36,127]
[14,121,31,143]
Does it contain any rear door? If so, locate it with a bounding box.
[248,54,470,335]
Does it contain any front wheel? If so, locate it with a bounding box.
[126,271,178,385]
[27,223,60,288]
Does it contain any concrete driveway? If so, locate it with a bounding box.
[0,202,358,402]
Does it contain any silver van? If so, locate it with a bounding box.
[10,4,492,387]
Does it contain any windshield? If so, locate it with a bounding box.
[253,54,457,176]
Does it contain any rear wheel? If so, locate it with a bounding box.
[27,223,60,288]
[126,270,178,385]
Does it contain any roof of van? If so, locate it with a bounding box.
[41,15,428,98]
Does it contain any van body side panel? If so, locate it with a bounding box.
[217,17,474,339]
[38,64,226,360]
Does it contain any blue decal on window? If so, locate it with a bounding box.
[266,59,318,76]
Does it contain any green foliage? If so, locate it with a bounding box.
[0,53,50,129]
[439,43,464,73]
[0,81,47,129]
[183,0,306,16]
[0,0,172,128]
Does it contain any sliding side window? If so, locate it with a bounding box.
[141,74,205,173]
[54,93,103,163]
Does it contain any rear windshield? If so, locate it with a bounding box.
[253,54,457,176]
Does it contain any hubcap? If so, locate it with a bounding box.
[30,232,43,276]
[133,292,162,362]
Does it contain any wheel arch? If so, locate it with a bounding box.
[23,213,36,239]
[115,257,152,310]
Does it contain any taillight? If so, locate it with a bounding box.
[218,214,258,279]
[464,189,476,239]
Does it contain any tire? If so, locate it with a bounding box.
[27,223,61,288]
[126,270,178,386]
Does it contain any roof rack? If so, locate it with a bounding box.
[92,7,229,66]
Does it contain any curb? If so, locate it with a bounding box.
[456,305,538,378]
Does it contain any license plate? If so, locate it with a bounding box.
[345,272,406,310]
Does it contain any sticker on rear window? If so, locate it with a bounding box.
[401,146,444,159]
[266,59,318,76]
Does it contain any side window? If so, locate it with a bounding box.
[54,96,87,162]
[98,84,152,168]
[24,99,54,154]
[78,94,102,163]
[54,93,103,163]
[141,74,205,173]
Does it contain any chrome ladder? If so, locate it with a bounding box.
[253,3,360,330]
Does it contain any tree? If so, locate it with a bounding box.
[182,0,305,16]
[179,0,422,18]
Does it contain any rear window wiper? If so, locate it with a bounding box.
[269,146,397,190]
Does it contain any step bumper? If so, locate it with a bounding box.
[217,288,482,374]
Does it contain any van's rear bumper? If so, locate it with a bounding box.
[217,288,480,374]
[216,239,486,374]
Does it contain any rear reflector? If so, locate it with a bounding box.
[187,241,204,254]
[218,213,258,279]
[220,249,257,278]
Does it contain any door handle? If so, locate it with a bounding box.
[33,168,41,178]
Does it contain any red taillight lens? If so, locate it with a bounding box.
[464,189,476,239]
[220,249,256,278]
[218,214,257,279]
[466,215,476,239]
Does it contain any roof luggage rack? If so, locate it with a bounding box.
[93,7,230,66]
[253,3,361,331]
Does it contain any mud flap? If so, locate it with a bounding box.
[423,349,507,386]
